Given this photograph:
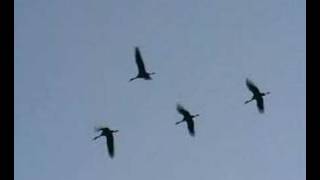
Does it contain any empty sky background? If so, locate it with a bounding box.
[15,0,305,180]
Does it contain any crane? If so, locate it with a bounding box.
[93,126,119,158]
[129,47,155,82]
[245,78,270,113]
[175,104,199,136]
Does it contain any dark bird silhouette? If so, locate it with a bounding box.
[129,47,155,82]
[93,126,119,158]
[245,78,270,113]
[175,104,199,136]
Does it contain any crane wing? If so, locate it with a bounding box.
[106,134,115,158]
[135,47,148,75]
[177,104,191,117]
[256,96,264,113]
[186,119,195,136]
[246,78,261,95]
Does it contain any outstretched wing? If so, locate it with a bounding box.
[177,104,191,117]
[256,96,264,113]
[246,78,261,96]
[106,134,115,158]
[135,47,148,75]
[186,119,195,136]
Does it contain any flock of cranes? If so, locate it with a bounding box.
[94,47,270,158]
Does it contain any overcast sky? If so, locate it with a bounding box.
[15,0,305,180]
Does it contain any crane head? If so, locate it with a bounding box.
[112,130,119,133]
[262,92,270,96]
[193,114,200,118]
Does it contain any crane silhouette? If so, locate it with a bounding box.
[93,126,119,158]
[245,78,270,113]
[175,104,199,136]
[129,47,155,82]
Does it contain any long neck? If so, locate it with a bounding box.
[192,114,199,118]
[262,92,270,96]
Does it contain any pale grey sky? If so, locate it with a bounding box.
[15,0,305,180]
